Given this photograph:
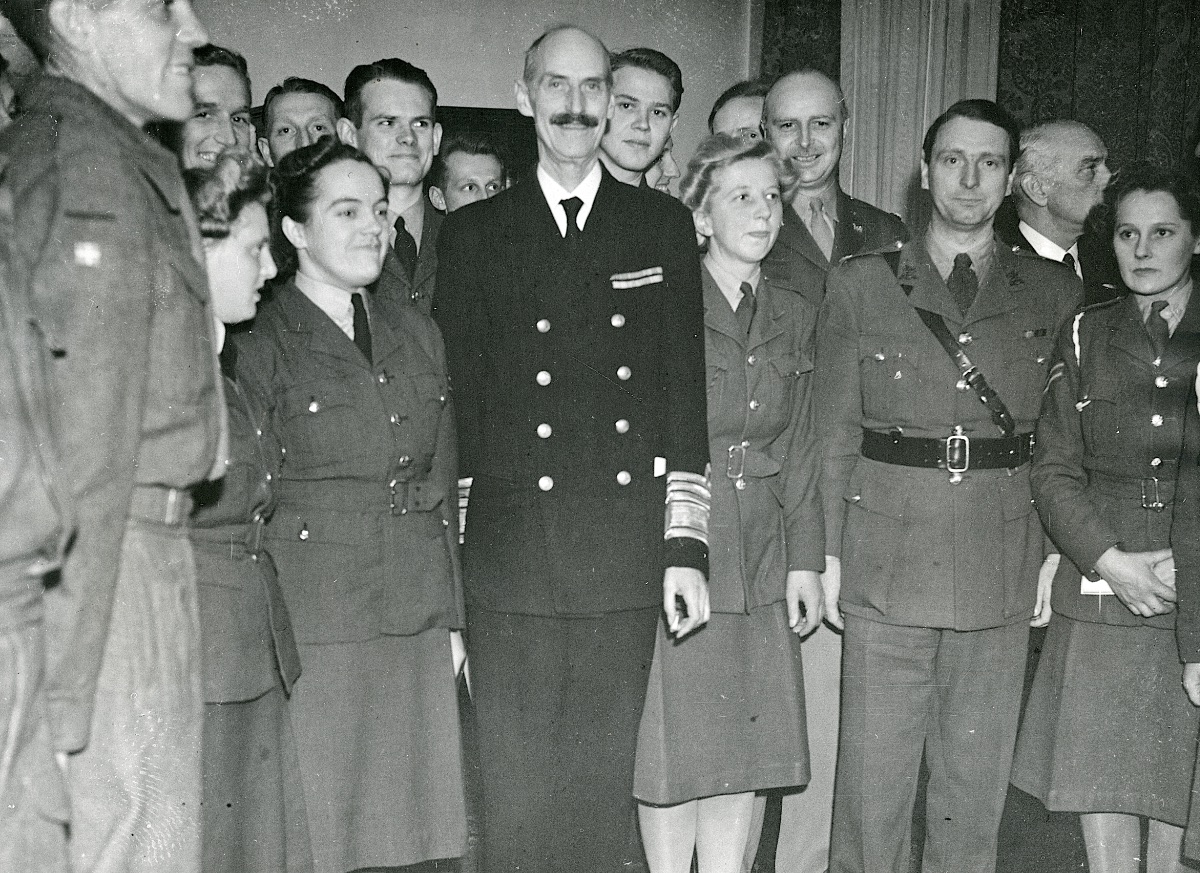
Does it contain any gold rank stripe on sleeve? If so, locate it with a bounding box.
[611,266,664,289]
[664,468,711,546]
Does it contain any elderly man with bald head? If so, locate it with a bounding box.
[761,68,908,310]
[1005,119,1120,305]
[434,24,709,873]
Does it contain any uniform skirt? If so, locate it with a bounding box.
[1011,613,1199,825]
[290,631,467,873]
[634,601,809,805]
[202,686,312,873]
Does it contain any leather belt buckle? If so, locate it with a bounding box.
[1142,477,1166,511]
[246,512,265,557]
[727,442,748,481]
[945,426,969,483]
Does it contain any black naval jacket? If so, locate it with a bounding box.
[1033,293,1200,630]
[434,166,709,616]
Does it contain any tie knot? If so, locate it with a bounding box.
[1062,251,1076,270]
[561,196,584,228]
[953,253,973,271]
[1150,299,1169,320]
[740,281,754,299]
[394,214,406,233]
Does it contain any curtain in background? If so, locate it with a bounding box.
[998,0,1200,172]
[840,0,1001,221]
[760,0,841,81]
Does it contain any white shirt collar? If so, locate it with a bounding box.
[537,161,603,238]
[1019,220,1082,279]
[295,270,364,342]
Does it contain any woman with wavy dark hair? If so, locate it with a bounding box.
[184,151,313,873]
[232,137,467,872]
[633,134,824,873]
[1013,163,1200,873]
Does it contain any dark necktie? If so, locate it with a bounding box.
[735,281,756,337]
[947,253,978,316]
[393,214,418,283]
[351,291,372,364]
[1062,251,1077,278]
[1147,299,1170,360]
[560,197,583,244]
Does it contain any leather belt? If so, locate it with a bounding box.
[129,485,193,526]
[861,429,1034,477]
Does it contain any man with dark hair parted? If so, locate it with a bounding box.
[434,24,710,873]
[600,47,682,188]
[338,56,443,314]
[815,99,1081,873]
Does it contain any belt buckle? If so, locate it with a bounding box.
[945,426,970,484]
[1142,477,1165,511]
[727,443,748,480]
[389,479,409,516]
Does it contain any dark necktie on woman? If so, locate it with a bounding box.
[735,281,756,337]
[1146,299,1170,360]
[352,290,372,364]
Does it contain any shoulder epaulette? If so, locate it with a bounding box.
[838,238,906,265]
[1081,295,1122,312]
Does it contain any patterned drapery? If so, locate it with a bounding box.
[998,0,1200,171]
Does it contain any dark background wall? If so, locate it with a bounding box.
[997,0,1200,171]
[759,0,840,81]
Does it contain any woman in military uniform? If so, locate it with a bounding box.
[234,139,466,873]
[1012,163,1200,873]
[184,154,312,873]
[634,134,824,873]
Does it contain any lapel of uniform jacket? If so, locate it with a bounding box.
[832,187,865,262]
[1108,293,1159,367]
[413,202,442,301]
[367,292,403,369]
[964,240,1023,327]
[279,280,370,368]
[702,262,745,347]
[897,239,962,327]
[775,206,828,275]
[377,246,411,300]
[748,275,790,352]
[1160,291,1200,373]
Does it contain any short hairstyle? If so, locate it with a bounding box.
[262,77,344,128]
[922,99,1020,167]
[194,43,251,91]
[522,24,612,88]
[708,79,769,133]
[1012,120,1101,202]
[183,152,271,239]
[610,47,683,113]
[343,58,437,129]
[1105,161,1200,232]
[679,133,797,214]
[270,137,385,275]
[428,130,507,190]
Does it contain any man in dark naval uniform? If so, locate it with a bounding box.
[433,23,709,873]
[815,99,1081,873]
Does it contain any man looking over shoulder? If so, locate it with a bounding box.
[434,24,709,873]
[762,68,908,309]
[338,57,442,313]
[600,47,682,188]
[1005,119,1119,305]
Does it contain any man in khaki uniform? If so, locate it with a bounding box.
[815,100,1080,873]
[2,3,226,871]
